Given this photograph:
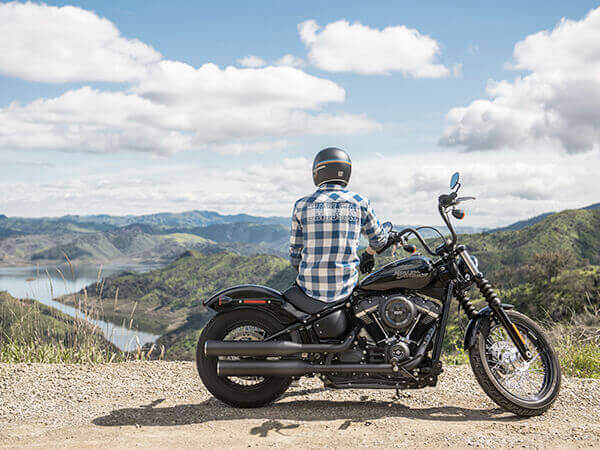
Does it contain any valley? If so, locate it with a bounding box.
[1,206,599,370]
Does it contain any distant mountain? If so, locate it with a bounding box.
[0,215,116,237]
[0,210,288,238]
[491,202,600,232]
[0,210,292,265]
[0,225,287,266]
[62,210,290,228]
[490,212,555,233]
[184,223,289,251]
[3,204,596,267]
[461,208,600,280]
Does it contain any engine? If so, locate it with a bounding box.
[352,293,441,363]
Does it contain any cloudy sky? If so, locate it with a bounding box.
[1,1,599,227]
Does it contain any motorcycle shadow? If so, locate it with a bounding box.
[92,390,517,429]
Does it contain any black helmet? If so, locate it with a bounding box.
[312,147,352,187]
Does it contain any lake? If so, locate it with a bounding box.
[0,263,163,351]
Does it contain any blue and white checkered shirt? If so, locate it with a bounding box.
[289,183,389,302]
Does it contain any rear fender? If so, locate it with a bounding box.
[204,284,305,324]
[463,304,514,350]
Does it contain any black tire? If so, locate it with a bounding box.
[469,310,561,417]
[196,309,292,408]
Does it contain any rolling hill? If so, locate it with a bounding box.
[0,210,289,237]
[0,222,289,266]
[491,202,600,233]
[461,208,600,279]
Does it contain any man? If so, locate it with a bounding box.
[289,147,390,303]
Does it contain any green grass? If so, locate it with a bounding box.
[557,339,600,378]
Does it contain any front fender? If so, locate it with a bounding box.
[463,304,514,350]
[204,284,305,324]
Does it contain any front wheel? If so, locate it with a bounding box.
[196,309,293,408]
[469,310,561,416]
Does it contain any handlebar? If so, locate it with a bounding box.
[376,227,439,257]
[438,202,458,247]
[374,189,474,257]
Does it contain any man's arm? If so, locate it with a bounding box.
[361,199,389,253]
[289,204,303,272]
[359,198,389,274]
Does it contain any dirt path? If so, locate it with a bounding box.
[1,361,599,448]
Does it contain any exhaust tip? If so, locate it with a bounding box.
[203,341,208,356]
[216,361,221,377]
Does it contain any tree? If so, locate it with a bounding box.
[529,251,576,285]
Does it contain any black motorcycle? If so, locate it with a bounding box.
[196,172,561,416]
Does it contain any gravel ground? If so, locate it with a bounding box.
[1,361,599,448]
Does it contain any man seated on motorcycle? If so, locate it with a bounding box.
[289,147,390,303]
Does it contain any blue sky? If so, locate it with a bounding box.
[0,1,599,227]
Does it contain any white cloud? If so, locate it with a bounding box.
[298,19,450,77]
[441,7,600,153]
[237,55,266,68]
[0,6,380,155]
[275,54,305,68]
[207,140,291,155]
[0,63,379,154]
[3,149,597,228]
[0,2,161,82]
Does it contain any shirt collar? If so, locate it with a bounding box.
[317,183,346,191]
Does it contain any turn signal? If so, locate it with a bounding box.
[403,244,417,254]
[452,209,466,220]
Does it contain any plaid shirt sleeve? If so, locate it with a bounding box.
[289,202,303,268]
[361,199,389,252]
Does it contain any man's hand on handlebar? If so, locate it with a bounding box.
[359,250,375,274]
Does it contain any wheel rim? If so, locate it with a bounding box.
[483,322,552,402]
[221,324,268,387]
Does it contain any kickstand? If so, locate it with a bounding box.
[395,388,400,398]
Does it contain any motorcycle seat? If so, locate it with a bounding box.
[282,284,348,314]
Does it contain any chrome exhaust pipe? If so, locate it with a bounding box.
[217,361,394,377]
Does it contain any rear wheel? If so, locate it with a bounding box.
[196,309,293,408]
[469,310,561,416]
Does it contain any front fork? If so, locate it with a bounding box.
[456,248,533,361]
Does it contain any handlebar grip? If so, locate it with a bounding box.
[438,191,458,208]
[375,231,400,254]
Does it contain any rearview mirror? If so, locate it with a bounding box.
[382,221,393,233]
[450,172,460,190]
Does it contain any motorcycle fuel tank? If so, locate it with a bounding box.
[359,255,434,291]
